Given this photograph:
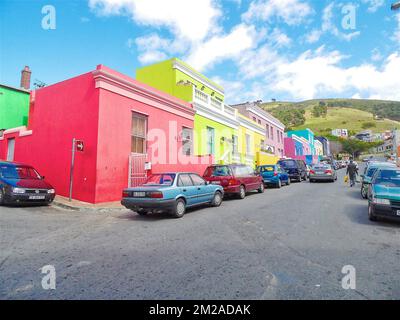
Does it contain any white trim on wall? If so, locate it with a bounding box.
[172,60,225,96]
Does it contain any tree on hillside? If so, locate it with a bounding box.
[340,139,382,158]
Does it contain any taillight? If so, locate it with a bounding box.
[310,170,315,175]
[273,172,278,176]
[122,190,130,198]
[228,179,240,186]
[149,191,163,199]
[325,170,332,174]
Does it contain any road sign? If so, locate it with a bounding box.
[76,140,84,152]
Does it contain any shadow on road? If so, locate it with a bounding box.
[345,203,400,229]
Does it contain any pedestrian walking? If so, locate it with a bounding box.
[346,158,358,187]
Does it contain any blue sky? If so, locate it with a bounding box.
[1,0,399,103]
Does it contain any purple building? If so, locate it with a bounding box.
[231,101,285,157]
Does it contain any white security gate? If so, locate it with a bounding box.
[128,153,148,187]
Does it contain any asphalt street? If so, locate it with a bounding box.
[1,168,399,300]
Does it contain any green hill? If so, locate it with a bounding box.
[260,99,400,135]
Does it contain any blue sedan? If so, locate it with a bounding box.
[257,164,291,188]
[121,173,224,218]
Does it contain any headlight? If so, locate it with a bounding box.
[47,189,55,194]
[373,197,390,205]
[12,187,26,194]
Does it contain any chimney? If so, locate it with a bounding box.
[20,66,31,90]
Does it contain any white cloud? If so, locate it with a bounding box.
[242,0,313,25]
[130,34,173,64]
[270,28,292,47]
[185,24,258,71]
[305,29,322,43]
[371,48,383,62]
[89,0,221,41]
[361,0,385,13]
[267,48,400,100]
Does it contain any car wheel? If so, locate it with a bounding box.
[277,179,282,189]
[258,183,265,193]
[211,191,223,207]
[287,178,291,186]
[0,189,4,205]
[172,199,186,218]
[368,204,378,221]
[238,185,246,199]
[361,186,368,199]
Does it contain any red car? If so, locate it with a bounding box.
[203,164,264,199]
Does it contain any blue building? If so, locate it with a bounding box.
[286,129,315,155]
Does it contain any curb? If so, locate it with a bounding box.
[51,201,126,212]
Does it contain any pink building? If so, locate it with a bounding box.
[231,101,285,157]
[0,65,212,203]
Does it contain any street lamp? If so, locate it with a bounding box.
[392,1,400,10]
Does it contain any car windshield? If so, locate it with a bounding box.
[0,165,41,180]
[204,166,230,177]
[143,174,175,186]
[258,166,274,172]
[374,170,400,187]
[366,167,378,178]
[279,160,296,168]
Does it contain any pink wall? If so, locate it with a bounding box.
[0,65,213,204]
[284,137,296,158]
[1,72,100,203]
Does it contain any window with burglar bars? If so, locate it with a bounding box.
[182,127,193,156]
[131,113,147,154]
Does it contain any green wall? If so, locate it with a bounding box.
[0,85,30,130]
[194,114,236,164]
[136,58,224,103]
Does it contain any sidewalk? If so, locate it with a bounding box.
[52,195,126,212]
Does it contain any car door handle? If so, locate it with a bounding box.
[183,189,187,192]
[197,187,201,190]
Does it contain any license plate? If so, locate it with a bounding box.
[133,192,146,197]
[397,210,400,216]
[211,181,221,185]
[316,171,324,175]
[29,196,45,200]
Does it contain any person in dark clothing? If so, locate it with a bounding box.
[346,159,358,187]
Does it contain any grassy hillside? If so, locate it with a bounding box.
[294,107,400,135]
[260,99,400,135]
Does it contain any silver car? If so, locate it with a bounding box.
[309,164,337,183]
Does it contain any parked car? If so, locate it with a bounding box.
[360,162,397,199]
[121,173,224,218]
[0,161,56,205]
[257,164,290,188]
[367,167,400,222]
[277,159,307,182]
[309,164,337,182]
[203,164,264,199]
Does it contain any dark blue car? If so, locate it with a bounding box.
[0,161,56,205]
[257,164,291,188]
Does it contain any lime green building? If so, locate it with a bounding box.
[136,58,266,166]
[0,84,30,130]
